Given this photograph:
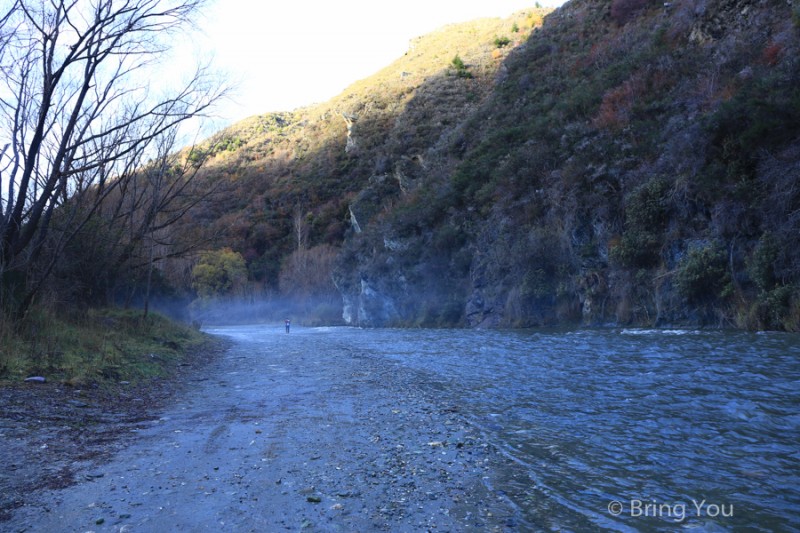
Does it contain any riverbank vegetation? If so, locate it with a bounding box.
[0,308,208,386]
[0,0,227,383]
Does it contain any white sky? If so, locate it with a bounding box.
[177,0,565,127]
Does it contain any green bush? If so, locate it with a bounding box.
[626,177,670,228]
[450,54,473,79]
[708,81,800,163]
[746,284,797,331]
[191,248,248,299]
[746,233,779,292]
[451,126,530,201]
[674,244,732,304]
[744,233,797,330]
[494,36,511,48]
[611,232,663,268]
[611,178,670,268]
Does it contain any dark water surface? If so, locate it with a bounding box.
[305,326,800,531]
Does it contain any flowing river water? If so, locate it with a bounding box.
[5,325,799,531]
[330,326,800,531]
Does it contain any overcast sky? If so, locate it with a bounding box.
[174,0,566,127]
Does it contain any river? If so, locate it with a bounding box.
[4,325,798,531]
[283,326,800,531]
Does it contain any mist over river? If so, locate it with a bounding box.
[272,326,800,531]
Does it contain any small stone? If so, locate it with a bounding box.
[306,495,322,503]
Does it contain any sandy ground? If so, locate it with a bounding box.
[0,327,521,532]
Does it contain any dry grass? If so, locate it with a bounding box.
[0,308,208,386]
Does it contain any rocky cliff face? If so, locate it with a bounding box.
[186,1,798,330]
[331,0,800,330]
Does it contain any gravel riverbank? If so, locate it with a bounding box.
[1,326,522,531]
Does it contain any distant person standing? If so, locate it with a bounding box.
[285,318,291,333]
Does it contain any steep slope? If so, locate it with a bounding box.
[180,0,799,330]
[175,10,548,318]
[333,0,800,329]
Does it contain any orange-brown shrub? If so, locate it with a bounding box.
[762,42,783,66]
[593,76,646,130]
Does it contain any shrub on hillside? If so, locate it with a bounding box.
[674,244,732,304]
[709,80,800,156]
[743,233,798,330]
[744,284,798,331]
[494,36,511,48]
[746,233,780,293]
[611,178,671,268]
[593,76,645,130]
[449,54,473,79]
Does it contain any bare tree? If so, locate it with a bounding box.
[0,0,225,316]
[279,243,339,299]
[113,129,218,317]
[293,205,309,251]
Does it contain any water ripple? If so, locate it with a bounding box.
[329,327,800,531]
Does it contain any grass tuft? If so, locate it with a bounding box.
[0,308,208,387]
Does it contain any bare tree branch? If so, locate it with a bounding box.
[0,0,225,315]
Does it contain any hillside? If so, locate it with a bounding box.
[170,0,798,329]
[167,9,548,321]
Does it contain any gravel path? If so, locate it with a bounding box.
[3,326,521,532]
